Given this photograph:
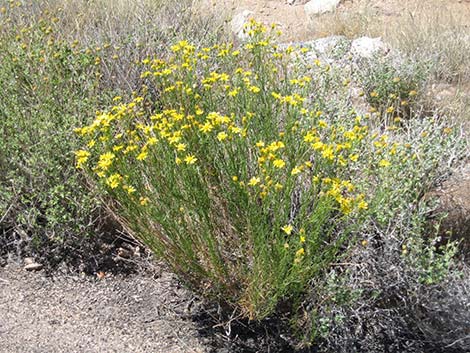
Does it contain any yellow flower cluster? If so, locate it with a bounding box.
[75,20,396,226]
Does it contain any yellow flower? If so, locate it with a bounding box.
[273,159,286,169]
[349,154,359,162]
[184,154,197,165]
[229,126,242,134]
[339,197,353,215]
[147,137,158,145]
[200,122,214,133]
[126,185,136,194]
[228,88,239,97]
[312,141,324,150]
[300,235,306,243]
[232,176,238,182]
[168,135,181,145]
[281,224,293,235]
[137,151,148,160]
[106,174,121,189]
[75,150,90,169]
[295,248,305,257]
[378,159,391,167]
[176,143,186,152]
[291,166,302,175]
[139,197,149,206]
[217,131,228,141]
[97,152,115,171]
[358,200,368,210]
[248,177,261,186]
[304,132,316,143]
[321,146,334,160]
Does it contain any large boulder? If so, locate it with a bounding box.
[350,37,391,59]
[231,10,255,40]
[304,0,341,16]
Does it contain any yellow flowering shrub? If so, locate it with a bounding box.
[75,20,459,321]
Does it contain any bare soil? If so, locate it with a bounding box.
[0,263,207,353]
[0,259,300,353]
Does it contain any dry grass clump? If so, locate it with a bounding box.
[9,0,226,92]
[315,0,470,127]
[384,2,470,84]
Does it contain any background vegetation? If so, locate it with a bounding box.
[0,0,223,268]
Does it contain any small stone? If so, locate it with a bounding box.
[23,257,35,265]
[24,262,43,271]
[96,271,106,280]
[117,247,132,258]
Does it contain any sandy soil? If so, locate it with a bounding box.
[0,262,296,353]
[0,264,207,353]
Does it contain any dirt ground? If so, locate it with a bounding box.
[0,263,208,353]
[0,259,297,353]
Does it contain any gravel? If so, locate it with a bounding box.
[0,264,207,353]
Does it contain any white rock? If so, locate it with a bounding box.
[304,0,341,16]
[24,257,35,265]
[350,37,390,59]
[24,262,43,271]
[117,247,132,259]
[231,10,254,40]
